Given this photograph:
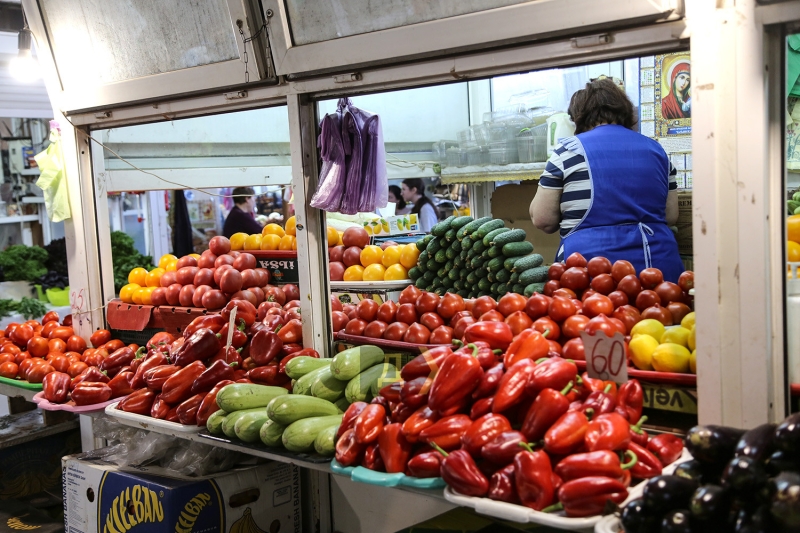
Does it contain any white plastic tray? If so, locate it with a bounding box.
[443,448,691,531]
[329,280,411,290]
[594,515,621,533]
[104,401,203,433]
[33,391,122,413]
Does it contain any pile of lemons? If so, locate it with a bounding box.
[230,216,298,252]
[628,312,696,374]
[342,244,420,282]
[120,253,186,305]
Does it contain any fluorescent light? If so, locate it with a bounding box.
[10,28,40,82]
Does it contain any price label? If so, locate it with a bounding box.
[580,330,628,383]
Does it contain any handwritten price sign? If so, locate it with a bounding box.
[580,330,628,383]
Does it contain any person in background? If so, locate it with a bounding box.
[401,178,439,233]
[388,185,411,215]
[223,187,264,238]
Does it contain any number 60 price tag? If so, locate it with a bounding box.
[580,330,628,384]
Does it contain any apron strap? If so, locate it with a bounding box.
[639,223,655,269]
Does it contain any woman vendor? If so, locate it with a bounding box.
[529,78,683,282]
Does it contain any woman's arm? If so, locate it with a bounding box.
[419,203,437,233]
[666,190,679,226]
[530,188,562,234]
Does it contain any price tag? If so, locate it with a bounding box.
[580,330,628,383]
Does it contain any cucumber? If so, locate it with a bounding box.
[502,241,534,257]
[490,282,499,293]
[259,419,287,447]
[444,260,454,272]
[216,384,287,412]
[293,365,331,396]
[409,267,422,281]
[451,216,473,230]
[483,228,510,247]
[513,254,545,272]
[314,424,339,456]
[330,345,385,381]
[462,238,473,251]
[417,250,429,267]
[504,257,519,271]
[441,277,454,290]
[222,408,265,439]
[415,277,431,290]
[431,216,455,237]
[519,265,550,285]
[345,363,398,404]
[460,216,492,238]
[487,245,503,259]
[510,272,520,283]
[445,246,457,260]
[444,228,457,242]
[285,356,330,380]
[487,257,504,273]
[471,240,487,255]
[466,271,478,285]
[453,280,464,291]
[234,410,271,443]
[415,235,432,251]
[457,290,470,298]
[423,270,436,282]
[496,269,511,283]
[426,258,438,271]
[206,409,227,434]
[334,397,351,412]
[433,287,445,296]
[524,282,546,297]
[267,395,341,425]
[426,238,441,256]
[311,368,348,401]
[436,267,447,279]
[478,278,491,291]
[469,256,484,270]
[448,268,459,281]
[473,219,505,241]
[451,239,462,253]
[282,415,343,453]
[434,249,447,263]
[492,228,527,247]
[513,283,526,294]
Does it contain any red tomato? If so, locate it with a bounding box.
[202,290,227,310]
[497,293,527,317]
[612,306,641,334]
[178,285,196,307]
[582,294,614,318]
[42,311,60,325]
[608,290,629,309]
[403,323,431,344]
[415,292,440,315]
[430,326,454,345]
[560,267,590,292]
[581,289,598,302]
[436,293,465,320]
[0,361,18,379]
[590,273,615,295]
[193,268,214,287]
[0,353,14,364]
[27,336,49,358]
[26,363,54,384]
[479,310,505,323]
[166,284,182,306]
[330,295,343,313]
[48,338,67,353]
[197,252,216,269]
[89,329,112,348]
[66,335,87,353]
[585,314,625,337]
[342,227,370,248]
[449,311,473,329]
[505,310,533,336]
[193,285,211,308]
[667,302,692,325]
[342,246,363,267]
[547,340,563,355]
[67,361,89,378]
[420,312,444,331]
[332,311,350,332]
[214,255,235,268]
[282,284,300,302]
[344,306,359,321]
[396,304,418,325]
[383,322,409,341]
[587,256,612,278]
[176,266,199,285]
[565,252,588,269]
[617,275,642,300]
[363,321,389,339]
[642,305,674,326]
[543,280,560,297]
[548,263,566,281]
[525,294,552,321]
[399,285,423,305]
[159,271,177,288]
[1,343,21,355]
[533,317,560,341]
[41,321,58,339]
[611,260,636,283]
[219,269,243,294]
[10,324,34,347]
[563,338,586,360]
[233,253,257,272]
[357,300,380,322]
[49,355,70,373]
[655,282,683,306]
[562,314,591,338]
[344,319,368,336]
[678,271,694,293]
[553,288,578,300]
[329,245,345,263]
[329,262,345,281]
[639,268,664,290]
[453,316,476,339]
[177,255,199,269]
[213,264,234,286]
[548,297,577,323]
[377,301,398,323]
[473,296,497,318]
[265,286,286,305]
[635,290,661,311]
[150,288,168,307]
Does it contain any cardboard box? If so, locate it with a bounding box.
[364,214,419,236]
[676,191,693,256]
[62,456,300,533]
[491,182,560,264]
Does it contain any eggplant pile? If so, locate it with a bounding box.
[621,415,800,532]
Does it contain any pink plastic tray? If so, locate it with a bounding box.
[32,391,125,413]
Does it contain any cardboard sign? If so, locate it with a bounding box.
[580,330,629,383]
[258,257,299,284]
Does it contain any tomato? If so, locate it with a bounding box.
[1,343,20,355]
[655,282,683,306]
[213,265,234,286]
[565,252,588,269]
[642,304,673,326]
[449,311,473,329]
[342,246,363,267]
[84,350,105,368]
[581,289,598,302]
[344,305,359,321]
[608,290,629,309]
[548,340,563,355]
[613,305,642,334]
[532,317,560,341]
[562,314,591,338]
[560,267,589,292]
[344,319,368,336]
[10,324,34,347]
[193,285,211,308]
[399,285,423,305]
[27,336,49,358]
[214,255,235,268]
[678,271,694,293]
[202,290,227,310]
[635,290,661,311]
[177,255,199,269]
[357,299,380,322]
[233,253,257,272]
[254,269,270,286]
[420,312,445,331]
[436,293,465,320]
[590,273,615,295]
[179,285,196,307]
[0,353,14,364]
[563,338,586,361]
[14,351,29,365]
[363,321,389,339]
[41,321,58,339]
[505,310,533,336]
[150,287,168,306]
[332,311,350,332]
[396,303,418,325]
[329,245,345,263]
[453,316,476,339]
[0,361,18,379]
[285,306,302,321]
[329,261,345,281]
[384,322,409,341]
[478,310,504,323]
[587,256,612,278]
[497,293,527,317]
[548,263,566,281]
[48,338,67,353]
[330,295,343,313]
[67,361,89,378]
[166,284,182,306]
[219,269,243,293]
[543,280,560,297]
[197,252,216,269]
[265,286,287,305]
[50,355,70,373]
[42,311,60,324]
[193,268,214,287]
[611,260,636,283]
[525,294,551,321]
[553,288,578,300]
[667,302,692,325]
[66,335,87,353]
[617,275,642,300]
[377,301,398,323]
[584,314,623,338]
[430,326,454,344]
[342,227,370,248]
[415,292,440,315]
[464,298,476,314]
[548,297,577,323]
[26,362,54,384]
[473,296,497,318]
[639,268,664,290]
[176,266,199,285]
[582,293,613,318]
[282,284,300,302]
[404,323,431,344]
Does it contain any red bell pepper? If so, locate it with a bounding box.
[354,404,386,444]
[462,414,512,457]
[247,364,291,386]
[504,329,550,368]
[163,405,179,422]
[378,423,413,473]
[72,382,113,405]
[43,371,70,403]
[406,449,443,478]
[616,379,644,423]
[526,357,578,397]
[481,430,527,466]
[402,406,439,444]
[433,443,489,497]
[144,365,180,391]
[556,476,629,517]
[379,381,404,403]
[370,396,389,410]
[470,397,494,420]
[514,442,555,511]
[191,359,236,394]
[117,388,155,415]
[492,359,536,414]
[401,346,453,381]
[627,441,663,479]
[184,315,226,338]
[427,344,483,415]
[400,377,432,409]
[146,332,174,352]
[172,329,221,367]
[579,384,617,416]
[176,393,206,425]
[463,321,513,351]
[161,360,206,404]
[130,350,168,389]
[278,349,318,374]
[629,415,649,446]
[544,410,591,455]
[261,314,286,333]
[468,341,500,370]
[335,428,365,467]
[279,343,303,359]
[362,443,385,472]
[555,449,638,483]
[249,329,283,366]
[338,402,368,439]
[391,402,415,424]
[99,346,136,377]
[472,364,504,400]
[585,413,631,452]
[647,434,684,466]
[196,380,234,426]
[222,300,257,327]
[107,371,135,399]
[488,464,519,503]
[419,414,472,451]
[521,381,574,442]
[256,301,282,321]
[70,367,110,390]
[218,321,247,349]
[277,319,302,344]
[151,393,170,419]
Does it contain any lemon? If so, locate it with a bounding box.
[285,216,297,236]
[119,283,140,303]
[661,326,691,348]
[262,223,285,237]
[244,234,263,250]
[688,326,696,351]
[629,334,659,370]
[631,319,666,343]
[384,263,408,281]
[230,232,248,251]
[165,260,178,272]
[158,254,177,270]
[360,245,384,267]
[128,267,148,286]
[381,246,402,267]
[681,312,695,331]
[343,265,364,281]
[261,234,281,251]
[400,244,421,269]
[145,267,165,288]
[652,343,692,373]
[689,350,697,374]
[363,263,387,281]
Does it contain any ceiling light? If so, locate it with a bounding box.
[10,28,40,83]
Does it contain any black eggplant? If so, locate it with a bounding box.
[660,509,693,533]
[643,475,699,515]
[768,472,800,529]
[764,449,800,476]
[722,457,769,497]
[685,425,747,465]
[673,460,706,484]
[735,505,775,533]
[620,499,661,533]
[774,413,800,454]
[689,484,736,532]
[735,423,777,462]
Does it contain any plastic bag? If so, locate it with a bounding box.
[310,112,346,212]
[34,129,71,223]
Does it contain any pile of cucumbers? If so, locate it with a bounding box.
[408,215,549,299]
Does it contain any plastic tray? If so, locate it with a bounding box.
[573,361,697,387]
[334,332,447,354]
[199,431,333,464]
[443,448,691,530]
[0,376,43,391]
[594,515,621,533]
[33,391,123,413]
[330,459,446,490]
[104,401,203,433]
[330,280,412,290]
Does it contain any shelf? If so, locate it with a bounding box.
[0,381,39,402]
[440,162,545,184]
[0,214,39,224]
[21,197,45,204]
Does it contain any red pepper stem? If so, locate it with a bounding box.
[275,324,283,333]
[560,381,574,396]
[430,442,449,457]
[585,408,595,421]
[620,450,638,470]
[543,502,564,513]
[603,384,612,393]
[451,339,464,348]
[466,343,479,358]
[630,415,649,434]
[543,328,551,339]
[575,375,584,386]
[134,347,146,358]
[535,357,549,364]
[237,321,246,332]
[517,441,535,453]
[492,349,503,355]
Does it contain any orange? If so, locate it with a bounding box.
[292,238,297,251]
[261,234,281,251]
[343,265,365,281]
[363,263,387,281]
[789,241,800,262]
[399,244,421,269]
[230,232,248,251]
[384,263,408,281]
[327,226,339,247]
[789,215,800,244]
[360,245,383,267]
[145,267,165,288]
[381,246,401,267]
[244,234,263,250]
[285,216,297,236]
[262,223,285,238]
[140,287,155,306]
[128,267,148,286]
[132,288,147,305]
[158,254,177,270]
[165,260,178,272]
[119,283,140,303]
[279,235,296,251]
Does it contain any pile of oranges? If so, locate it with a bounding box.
[121,252,186,305]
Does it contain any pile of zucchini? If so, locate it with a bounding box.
[409,216,549,298]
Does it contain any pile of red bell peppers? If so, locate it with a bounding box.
[334,336,684,517]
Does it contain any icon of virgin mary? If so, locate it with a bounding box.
[662,60,691,119]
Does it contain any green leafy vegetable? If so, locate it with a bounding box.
[0,297,49,320]
[111,231,154,293]
[0,245,48,282]
[44,238,68,276]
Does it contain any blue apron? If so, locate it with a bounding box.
[556,125,684,283]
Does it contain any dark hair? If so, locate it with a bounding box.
[388,185,406,210]
[402,179,438,218]
[231,187,255,205]
[567,78,636,134]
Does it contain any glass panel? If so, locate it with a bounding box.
[285,0,534,45]
[786,33,800,410]
[40,0,239,90]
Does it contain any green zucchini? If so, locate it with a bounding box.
[222,408,265,439]
[519,265,550,285]
[492,228,527,246]
[314,424,339,456]
[259,419,287,447]
[483,227,510,247]
[234,410,271,443]
[431,216,455,237]
[216,384,287,412]
[311,367,348,401]
[293,365,331,396]
[473,219,505,241]
[502,241,535,257]
[206,409,227,434]
[513,254,545,272]
[345,363,399,403]
[267,395,341,425]
[330,345,385,381]
[282,415,343,453]
[285,356,331,380]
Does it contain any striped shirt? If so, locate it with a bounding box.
[538,141,678,237]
